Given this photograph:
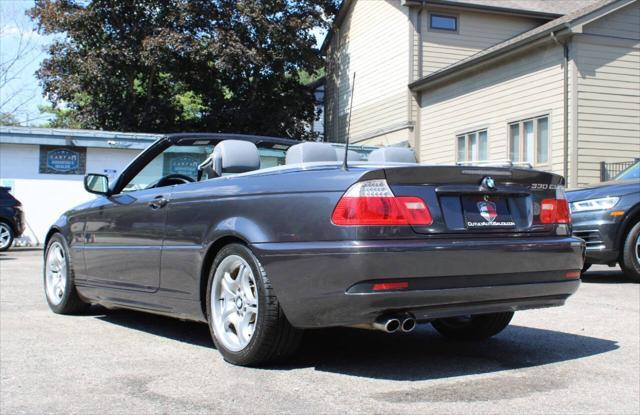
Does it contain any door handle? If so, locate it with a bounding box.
[148,196,169,209]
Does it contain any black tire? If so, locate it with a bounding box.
[581,263,592,275]
[206,243,302,366]
[0,222,14,252]
[43,233,89,314]
[620,221,640,282]
[431,312,514,341]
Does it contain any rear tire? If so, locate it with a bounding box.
[206,243,302,366]
[0,222,14,252]
[44,234,89,314]
[620,221,640,282]
[432,312,514,341]
[581,263,592,275]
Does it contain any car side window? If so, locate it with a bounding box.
[123,144,213,192]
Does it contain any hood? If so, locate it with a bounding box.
[566,179,640,202]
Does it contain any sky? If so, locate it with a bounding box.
[0,1,328,127]
[0,0,54,126]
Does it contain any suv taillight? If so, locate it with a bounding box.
[540,186,571,224]
[331,179,432,226]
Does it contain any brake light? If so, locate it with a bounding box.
[540,186,571,224]
[331,179,432,226]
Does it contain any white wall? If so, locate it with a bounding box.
[0,143,141,243]
[325,0,411,144]
[419,43,566,177]
[421,8,541,76]
[574,1,640,186]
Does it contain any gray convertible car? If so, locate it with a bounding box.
[44,133,584,366]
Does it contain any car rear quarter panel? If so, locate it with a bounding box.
[160,167,405,304]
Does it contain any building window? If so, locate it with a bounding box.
[509,116,549,165]
[457,130,488,162]
[430,14,458,31]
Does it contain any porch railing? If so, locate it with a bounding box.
[600,158,639,182]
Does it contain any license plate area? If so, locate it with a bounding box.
[462,195,516,229]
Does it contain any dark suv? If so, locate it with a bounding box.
[0,187,25,252]
[567,162,640,281]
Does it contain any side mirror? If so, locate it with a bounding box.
[84,174,110,195]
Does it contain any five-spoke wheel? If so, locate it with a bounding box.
[43,234,88,313]
[45,241,67,305]
[210,255,259,351]
[206,243,302,366]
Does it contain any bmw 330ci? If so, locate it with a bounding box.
[43,133,584,366]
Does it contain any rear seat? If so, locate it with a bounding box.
[367,147,417,164]
[285,142,338,164]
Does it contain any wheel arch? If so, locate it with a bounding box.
[44,226,63,249]
[616,203,640,259]
[198,234,250,320]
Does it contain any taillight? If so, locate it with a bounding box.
[540,186,571,224]
[331,179,432,226]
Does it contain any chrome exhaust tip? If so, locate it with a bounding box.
[401,314,416,332]
[373,316,401,333]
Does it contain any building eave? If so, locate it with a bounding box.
[402,0,562,20]
[321,0,563,55]
[409,0,633,92]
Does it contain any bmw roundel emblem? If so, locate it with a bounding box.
[482,176,496,190]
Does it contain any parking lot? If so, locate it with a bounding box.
[1,248,638,414]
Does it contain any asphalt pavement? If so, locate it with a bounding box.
[1,248,639,414]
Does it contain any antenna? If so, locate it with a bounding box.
[342,72,356,171]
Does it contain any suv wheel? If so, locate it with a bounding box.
[432,312,514,341]
[620,221,640,282]
[206,243,302,366]
[0,222,14,252]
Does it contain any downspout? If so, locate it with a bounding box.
[413,1,425,160]
[551,31,570,184]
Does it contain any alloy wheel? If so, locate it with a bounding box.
[45,242,67,305]
[210,255,259,352]
[0,223,11,250]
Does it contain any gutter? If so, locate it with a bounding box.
[551,32,571,184]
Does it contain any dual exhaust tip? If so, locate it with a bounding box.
[373,313,416,333]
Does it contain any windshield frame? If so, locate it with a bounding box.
[110,134,299,195]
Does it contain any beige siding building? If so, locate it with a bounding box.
[324,0,640,188]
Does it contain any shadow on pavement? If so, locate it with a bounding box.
[93,307,214,348]
[581,268,632,284]
[94,307,618,381]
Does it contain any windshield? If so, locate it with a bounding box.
[615,161,640,181]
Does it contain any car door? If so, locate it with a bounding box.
[82,187,169,292]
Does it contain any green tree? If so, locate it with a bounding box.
[37,105,82,129]
[0,113,21,126]
[29,0,337,138]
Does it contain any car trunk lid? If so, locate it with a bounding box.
[382,165,566,235]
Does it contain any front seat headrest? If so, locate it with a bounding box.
[198,140,260,179]
[335,148,362,162]
[285,142,338,164]
[367,147,417,163]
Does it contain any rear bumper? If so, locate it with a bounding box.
[252,236,585,328]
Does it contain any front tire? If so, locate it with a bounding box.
[431,312,514,341]
[44,234,89,314]
[620,221,640,282]
[206,243,302,366]
[0,222,14,252]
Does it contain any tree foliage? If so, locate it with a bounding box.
[29,0,337,137]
